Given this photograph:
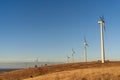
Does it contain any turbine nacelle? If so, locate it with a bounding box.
[72,49,75,55]
[98,21,104,24]
[67,56,70,59]
[98,18,106,32]
[98,16,105,26]
[84,37,89,47]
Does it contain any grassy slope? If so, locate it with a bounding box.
[24,66,120,80]
[0,61,120,80]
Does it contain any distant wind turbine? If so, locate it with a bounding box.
[72,49,75,63]
[83,37,89,62]
[34,58,39,67]
[66,55,70,63]
[98,16,106,63]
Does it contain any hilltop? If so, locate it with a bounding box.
[0,61,120,80]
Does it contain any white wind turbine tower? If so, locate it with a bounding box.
[72,49,75,63]
[84,37,89,62]
[98,16,106,63]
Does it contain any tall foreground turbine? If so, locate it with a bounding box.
[98,16,105,63]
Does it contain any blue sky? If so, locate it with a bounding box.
[0,0,120,62]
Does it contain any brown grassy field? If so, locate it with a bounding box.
[24,66,120,80]
[0,61,120,80]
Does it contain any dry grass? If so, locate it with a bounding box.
[24,66,120,80]
[0,61,120,80]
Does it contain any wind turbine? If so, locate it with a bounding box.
[72,49,75,63]
[34,58,39,67]
[83,37,89,62]
[66,55,70,63]
[98,16,105,63]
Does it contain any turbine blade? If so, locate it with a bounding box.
[99,16,102,20]
[104,25,106,32]
[100,15,106,32]
[86,44,89,47]
[72,49,75,54]
[84,36,86,43]
[84,37,89,47]
[99,15,105,23]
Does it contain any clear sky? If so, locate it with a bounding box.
[0,0,120,62]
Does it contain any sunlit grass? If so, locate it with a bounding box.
[24,66,120,80]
